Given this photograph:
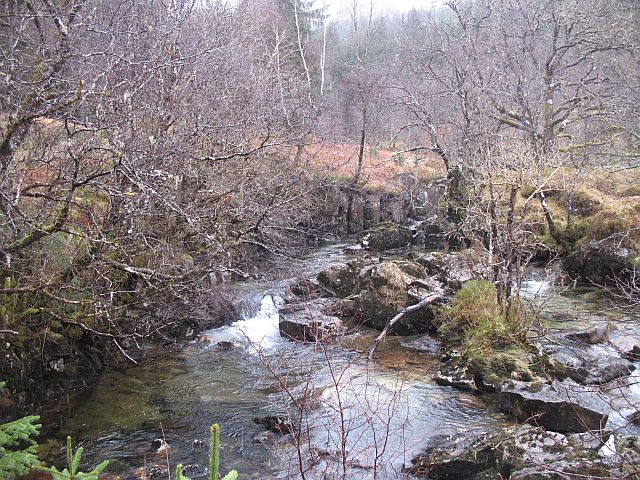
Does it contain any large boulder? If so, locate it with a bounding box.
[405,432,499,479]
[353,260,444,335]
[415,251,487,291]
[500,379,610,433]
[407,424,633,479]
[359,222,412,251]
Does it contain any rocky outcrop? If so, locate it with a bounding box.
[313,257,447,336]
[500,379,610,433]
[316,177,446,235]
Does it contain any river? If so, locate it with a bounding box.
[37,244,639,479]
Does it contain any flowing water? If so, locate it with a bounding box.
[38,249,639,479]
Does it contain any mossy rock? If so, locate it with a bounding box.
[359,222,412,251]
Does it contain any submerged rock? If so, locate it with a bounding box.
[400,335,441,354]
[500,379,610,433]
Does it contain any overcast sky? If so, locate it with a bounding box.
[324,0,445,17]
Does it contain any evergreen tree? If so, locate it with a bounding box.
[0,382,41,478]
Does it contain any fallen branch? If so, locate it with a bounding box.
[368,291,444,360]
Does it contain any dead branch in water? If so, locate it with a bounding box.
[368,291,444,360]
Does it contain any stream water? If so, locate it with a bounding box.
[37,246,639,479]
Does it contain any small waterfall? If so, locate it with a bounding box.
[203,293,284,350]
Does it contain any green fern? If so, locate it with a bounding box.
[34,435,109,480]
[0,381,42,478]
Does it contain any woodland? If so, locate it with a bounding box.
[0,0,639,479]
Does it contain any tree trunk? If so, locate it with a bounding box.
[346,107,367,233]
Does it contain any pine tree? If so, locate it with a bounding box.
[0,382,42,479]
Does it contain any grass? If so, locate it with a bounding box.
[437,280,534,385]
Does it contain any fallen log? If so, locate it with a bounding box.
[368,291,444,360]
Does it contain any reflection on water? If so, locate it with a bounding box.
[38,253,639,479]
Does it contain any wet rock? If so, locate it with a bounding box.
[629,410,640,426]
[543,342,635,385]
[181,464,206,478]
[252,431,273,444]
[434,360,478,391]
[343,244,364,255]
[609,331,640,360]
[359,222,412,251]
[409,424,620,480]
[192,439,206,450]
[288,277,325,298]
[151,439,170,453]
[136,465,167,480]
[415,251,487,291]
[279,300,343,342]
[253,415,293,434]
[566,322,617,344]
[500,379,610,433]
[405,432,498,479]
[422,223,446,249]
[215,341,239,350]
